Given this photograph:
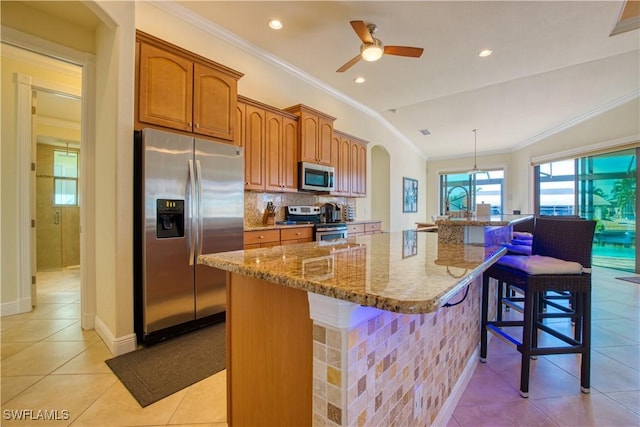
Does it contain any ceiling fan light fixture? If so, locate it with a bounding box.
[361,39,384,61]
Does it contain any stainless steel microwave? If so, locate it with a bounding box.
[299,162,335,192]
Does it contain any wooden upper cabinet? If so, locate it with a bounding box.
[281,115,299,191]
[330,131,351,196]
[265,110,298,192]
[354,138,367,196]
[138,43,193,132]
[135,31,242,143]
[332,129,367,197]
[284,104,335,166]
[193,63,237,140]
[317,115,333,165]
[265,112,283,192]
[240,96,298,192]
[244,103,266,190]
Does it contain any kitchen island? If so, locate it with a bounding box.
[199,217,528,426]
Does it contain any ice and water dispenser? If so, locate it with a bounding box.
[156,199,184,238]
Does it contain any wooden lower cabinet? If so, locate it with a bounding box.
[347,221,382,237]
[227,273,312,426]
[243,229,280,249]
[365,222,382,235]
[244,227,313,249]
[280,227,313,245]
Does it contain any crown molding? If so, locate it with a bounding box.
[513,90,640,152]
[145,1,428,160]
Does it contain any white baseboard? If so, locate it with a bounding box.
[433,346,479,426]
[94,315,137,356]
[0,297,32,317]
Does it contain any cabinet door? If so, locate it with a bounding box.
[356,141,367,196]
[349,140,367,196]
[265,112,283,192]
[281,116,298,192]
[338,136,351,195]
[299,113,319,163]
[317,115,333,165]
[138,43,193,132]
[193,63,237,141]
[244,105,266,190]
[235,102,245,148]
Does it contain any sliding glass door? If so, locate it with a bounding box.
[535,148,638,272]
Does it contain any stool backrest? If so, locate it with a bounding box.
[532,218,597,268]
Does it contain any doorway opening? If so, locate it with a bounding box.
[35,92,82,275]
[2,43,83,313]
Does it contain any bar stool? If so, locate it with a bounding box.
[480,217,596,397]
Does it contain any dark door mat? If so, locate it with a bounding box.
[616,276,640,284]
[105,322,225,407]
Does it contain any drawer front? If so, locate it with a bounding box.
[364,222,381,233]
[244,229,280,245]
[280,227,313,241]
[347,224,365,234]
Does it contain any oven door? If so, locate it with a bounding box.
[315,226,348,243]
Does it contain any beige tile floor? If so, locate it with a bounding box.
[1,266,638,426]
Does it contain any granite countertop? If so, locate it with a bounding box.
[244,223,315,231]
[244,219,381,232]
[436,214,533,227]
[198,231,506,314]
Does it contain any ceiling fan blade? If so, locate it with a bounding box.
[336,54,362,73]
[350,20,373,44]
[383,46,424,58]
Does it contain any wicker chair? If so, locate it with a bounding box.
[480,217,597,397]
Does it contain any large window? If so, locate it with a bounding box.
[534,148,638,272]
[439,170,504,216]
[53,150,78,206]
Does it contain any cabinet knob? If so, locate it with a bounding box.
[296,232,301,236]
[195,123,199,128]
[258,235,264,239]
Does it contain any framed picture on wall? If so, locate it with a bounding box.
[403,177,418,213]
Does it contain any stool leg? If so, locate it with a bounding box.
[580,289,591,393]
[497,281,504,321]
[519,287,534,398]
[480,273,490,362]
[574,292,582,342]
[531,290,539,359]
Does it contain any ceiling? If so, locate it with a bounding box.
[175,0,639,160]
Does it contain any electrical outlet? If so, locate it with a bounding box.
[413,384,423,418]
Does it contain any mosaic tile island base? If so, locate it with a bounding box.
[198,217,529,426]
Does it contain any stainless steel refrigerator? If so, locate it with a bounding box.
[134,128,243,344]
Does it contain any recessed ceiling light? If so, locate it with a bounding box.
[478,49,493,58]
[268,19,283,30]
[354,76,366,84]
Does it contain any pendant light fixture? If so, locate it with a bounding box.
[467,128,483,175]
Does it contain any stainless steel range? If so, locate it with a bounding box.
[285,205,348,243]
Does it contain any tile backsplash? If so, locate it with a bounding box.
[244,191,355,227]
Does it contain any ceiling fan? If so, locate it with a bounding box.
[336,20,424,73]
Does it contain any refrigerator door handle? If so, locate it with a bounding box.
[196,159,204,257]
[188,159,196,266]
